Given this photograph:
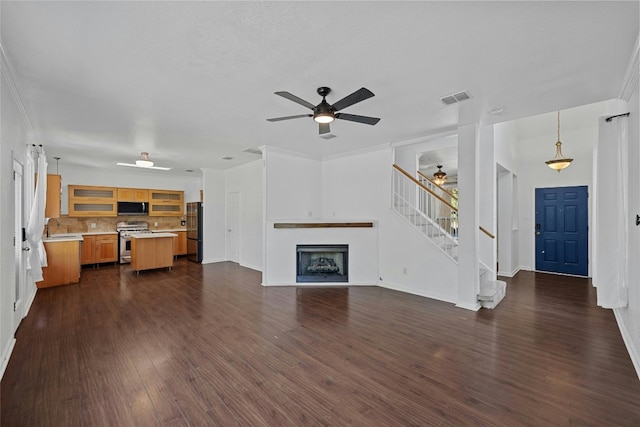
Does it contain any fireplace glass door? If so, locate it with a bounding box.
[296,244,348,283]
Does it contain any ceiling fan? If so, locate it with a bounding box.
[116,152,172,171]
[267,87,380,135]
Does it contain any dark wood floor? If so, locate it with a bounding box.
[2,260,639,426]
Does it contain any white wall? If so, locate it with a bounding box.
[1,66,32,377]
[478,125,496,276]
[225,160,263,271]
[516,122,600,273]
[201,168,226,263]
[325,147,458,302]
[494,121,519,276]
[615,56,640,377]
[57,164,202,214]
[262,147,323,285]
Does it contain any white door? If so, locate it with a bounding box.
[13,159,26,332]
[227,192,240,263]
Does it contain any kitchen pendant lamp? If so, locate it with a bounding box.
[545,111,573,172]
[433,165,447,186]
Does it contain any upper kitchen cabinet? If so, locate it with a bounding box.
[45,174,61,218]
[117,188,149,202]
[149,190,184,216]
[68,185,117,217]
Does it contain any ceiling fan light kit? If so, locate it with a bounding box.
[433,165,447,186]
[267,86,380,135]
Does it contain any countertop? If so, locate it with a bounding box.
[43,234,84,242]
[80,231,118,235]
[152,228,186,233]
[131,232,178,239]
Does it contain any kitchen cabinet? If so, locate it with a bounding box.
[80,235,95,265]
[81,233,118,265]
[149,190,184,216]
[45,174,61,218]
[131,234,175,272]
[38,240,81,288]
[174,231,187,256]
[69,185,117,217]
[117,188,149,202]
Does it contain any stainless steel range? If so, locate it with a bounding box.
[117,221,152,264]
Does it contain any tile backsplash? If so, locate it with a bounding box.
[46,215,184,234]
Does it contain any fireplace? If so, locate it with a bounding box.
[296,244,348,283]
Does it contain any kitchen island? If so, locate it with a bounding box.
[131,233,177,273]
[39,234,84,288]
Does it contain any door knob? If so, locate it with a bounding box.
[536,232,541,236]
[22,246,30,251]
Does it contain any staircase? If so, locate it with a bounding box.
[478,262,506,309]
[392,165,458,261]
[392,164,506,309]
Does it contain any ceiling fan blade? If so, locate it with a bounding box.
[331,87,375,112]
[266,114,312,122]
[335,113,380,125]
[274,91,316,109]
[319,123,331,134]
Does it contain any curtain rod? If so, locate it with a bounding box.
[605,112,630,122]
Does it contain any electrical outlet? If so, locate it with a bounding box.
[154,222,158,227]
[403,267,407,275]
[90,223,96,229]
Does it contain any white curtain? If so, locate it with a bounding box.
[26,147,48,282]
[594,115,628,308]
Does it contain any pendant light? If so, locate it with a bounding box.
[433,165,447,186]
[545,111,573,172]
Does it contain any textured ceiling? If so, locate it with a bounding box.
[1,1,637,176]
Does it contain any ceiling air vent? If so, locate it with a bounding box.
[242,147,262,155]
[440,91,471,105]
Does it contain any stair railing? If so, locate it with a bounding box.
[417,170,458,206]
[392,164,459,259]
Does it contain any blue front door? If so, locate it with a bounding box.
[535,186,588,276]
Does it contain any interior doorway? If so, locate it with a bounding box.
[13,158,25,333]
[226,192,240,263]
[535,185,588,276]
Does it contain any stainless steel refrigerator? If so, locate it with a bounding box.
[186,202,203,263]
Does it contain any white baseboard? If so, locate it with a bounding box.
[379,281,457,305]
[497,266,521,278]
[455,301,482,311]
[24,285,37,317]
[613,308,640,380]
[0,337,16,381]
[201,257,226,264]
[240,262,262,272]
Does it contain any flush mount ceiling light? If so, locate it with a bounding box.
[545,111,573,172]
[116,152,172,171]
[433,165,447,186]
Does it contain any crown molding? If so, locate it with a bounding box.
[619,34,639,102]
[0,43,35,131]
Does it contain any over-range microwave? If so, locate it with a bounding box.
[117,201,148,216]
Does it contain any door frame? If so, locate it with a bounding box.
[12,157,26,332]
[226,191,240,263]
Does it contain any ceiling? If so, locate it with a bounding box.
[1,1,637,177]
